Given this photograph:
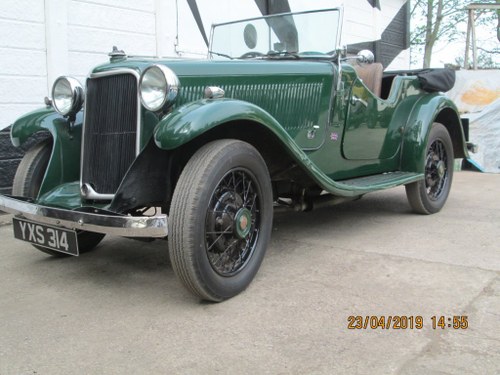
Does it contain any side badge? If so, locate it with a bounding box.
[330,132,339,141]
[307,125,320,140]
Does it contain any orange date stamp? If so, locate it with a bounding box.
[347,315,468,330]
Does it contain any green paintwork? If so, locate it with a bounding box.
[306,65,418,181]
[10,108,83,199]
[400,93,466,172]
[141,110,160,149]
[37,181,83,208]
[342,74,421,160]
[95,59,335,150]
[8,55,468,209]
[155,99,294,150]
[154,96,341,155]
[37,181,109,210]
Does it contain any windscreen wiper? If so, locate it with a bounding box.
[265,51,300,59]
[209,51,234,60]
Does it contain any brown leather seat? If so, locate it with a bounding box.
[353,62,384,97]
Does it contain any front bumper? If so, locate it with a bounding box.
[0,195,168,238]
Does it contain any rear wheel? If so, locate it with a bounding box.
[12,139,105,256]
[168,140,273,301]
[405,123,454,214]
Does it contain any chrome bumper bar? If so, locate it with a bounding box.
[0,195,168,238]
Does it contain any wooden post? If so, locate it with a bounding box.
[464,3,500,70]
[465,10,471,69]
[471,8,478,70]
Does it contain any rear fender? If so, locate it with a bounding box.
[401,94,468,173]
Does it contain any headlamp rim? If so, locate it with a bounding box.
[139,64,180,112]
[51,76,84,116]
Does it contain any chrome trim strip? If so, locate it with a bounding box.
[81,183,114,200]
[336,7,344,92]
[0,195,168,238]
[80,68,142,201]
[212,7,341,29]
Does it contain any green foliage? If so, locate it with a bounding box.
[455,52,500,69]
[411,0,499,68]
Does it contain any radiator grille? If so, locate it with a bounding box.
[81,73,138,195]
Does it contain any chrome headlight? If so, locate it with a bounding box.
[51,76,84,116]
[139,65,180,112]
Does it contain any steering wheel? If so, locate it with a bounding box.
[239,51,264,59]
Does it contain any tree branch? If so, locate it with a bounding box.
[477,46,500,54]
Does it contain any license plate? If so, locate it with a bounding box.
[13,218,79,256]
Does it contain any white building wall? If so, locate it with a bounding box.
[67,0,158,82]
[0,0,172,130]
[0,0,47,130]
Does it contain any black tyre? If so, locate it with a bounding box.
[12,139,105,256]
[169,140,273,301]
[405,123,454,214]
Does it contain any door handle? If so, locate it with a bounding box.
[351,96,368,107]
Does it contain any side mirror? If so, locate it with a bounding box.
[339,45,347,58]
[356,50,374,64]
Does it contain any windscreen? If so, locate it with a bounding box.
[209,8,341,59]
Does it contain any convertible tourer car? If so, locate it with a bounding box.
[0,8,468,301]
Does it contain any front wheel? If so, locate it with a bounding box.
[12,139,105,256]
[405,123,454,214]
[168,140,273,302]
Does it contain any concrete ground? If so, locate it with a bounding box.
[0,171,498,375]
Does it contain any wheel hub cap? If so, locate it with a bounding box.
[437,160,445,179]
[235,208,252,239]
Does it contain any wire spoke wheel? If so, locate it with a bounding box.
[169,140,273,302]
[424,139,449,200]
[406,122,454,214]
[205,169,260,276]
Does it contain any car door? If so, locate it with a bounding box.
[342,78,400,161]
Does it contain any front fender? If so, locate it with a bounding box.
[401,94,466,173]
[154,98,404,197]
[11,108,83,197]
[11,108,59,147]
[154,99,294,150]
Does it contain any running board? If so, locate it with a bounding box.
[335,172,423,193]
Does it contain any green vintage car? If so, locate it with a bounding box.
[0,8,468,301]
